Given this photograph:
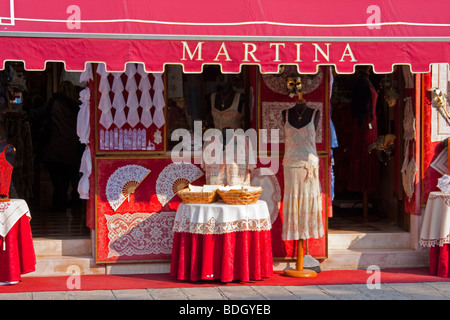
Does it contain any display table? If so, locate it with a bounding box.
[170,200,273,282]
[0,199,36,284]
[420,192,450,277]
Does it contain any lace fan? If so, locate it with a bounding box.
[438,174,450,194]
[106,164,151,211]
[156,162,204,207]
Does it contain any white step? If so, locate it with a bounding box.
[328,231,411,250]
[23,255,106,277]
[320,248,429,270]
[33,238,91,256]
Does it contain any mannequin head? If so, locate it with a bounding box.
[286,75,302,95]
[216,74,233,92]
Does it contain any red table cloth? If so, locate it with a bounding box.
[170,200,273,282]
[0,200,36,284]
[420,192,450,278]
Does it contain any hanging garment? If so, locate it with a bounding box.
[401,97,417,199]
[139,75,153,128]
[125,64,140,128]
[77,145,92,200]
[139,73,153,128]
[211,92,243,130]
[0,143,14,198]
[77,87,90,144]
[282,109,324,241]
[97,65,113,129]
[79,63,93,83]
[152,73,166,129]
[112,72,127,128]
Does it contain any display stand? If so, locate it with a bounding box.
[283,80,319,278]
[284,239,317,278]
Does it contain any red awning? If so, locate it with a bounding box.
[2,0,450,73]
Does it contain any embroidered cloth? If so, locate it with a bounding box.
[173,200,272,235]
[420,192,450,247]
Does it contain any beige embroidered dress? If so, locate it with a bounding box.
[282,109,324,240]
[211,92,243,130]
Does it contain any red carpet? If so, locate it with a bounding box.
[1,268,449,293]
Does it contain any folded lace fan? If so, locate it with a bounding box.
[106,164,151,211]
[156,162,204,207]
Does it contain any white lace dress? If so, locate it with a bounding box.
[282,109,324,240]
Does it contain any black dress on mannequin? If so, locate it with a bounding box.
[0,135,16,200]
[282,102,320,130]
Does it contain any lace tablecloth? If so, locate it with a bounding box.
[420,192,450,278]
[420,192,450,247]
[173,200,272,235]
[171,200,273,282]
[0,199,35,283]
[0,199,31,238]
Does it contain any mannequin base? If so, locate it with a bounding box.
[284,268,317,278]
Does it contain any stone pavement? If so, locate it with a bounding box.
[1,281,450,300]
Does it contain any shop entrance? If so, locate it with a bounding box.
[329,66,414,233]
[1,62,90,239]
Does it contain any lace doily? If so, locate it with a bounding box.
[250,168,281,224]
[156,162,204,207]
[106,164,151,211]
[437,175,450,194]
[261,101,323,143]
[105,211,176,258]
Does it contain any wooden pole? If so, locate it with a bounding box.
[284,239,317,278]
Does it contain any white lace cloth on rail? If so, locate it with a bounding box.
[420,192,450,247]
[173,200,272,235]
[0,199,31,238]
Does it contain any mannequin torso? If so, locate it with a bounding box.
[0,135,15,201]
[210,88,245,131]
[0,138,15,166]
[282,101,320,130]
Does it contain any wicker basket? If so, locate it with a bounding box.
[177,188,218,204]
[217,188,263,205]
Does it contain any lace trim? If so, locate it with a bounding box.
[429,194,450,207]
[420,235,450,247]
[173,214,272,235]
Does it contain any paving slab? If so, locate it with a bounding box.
[385,283,450,300]
[346,284,411,300]
[424,282,450,297]
[180,287,226,300]
[253,286,298,300]
[112,289,153,300]
[67,290,116,300]
[32,291,70,300]
[0,292,33,300]
[283,285,336,300]
[218,286,264,300]
[317,284,371,300]
[147,287,188,300]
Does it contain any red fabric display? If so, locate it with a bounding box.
[170,230,273,283]
[0,144,13,198]
[0,215,36,283]
[430,244,450,278]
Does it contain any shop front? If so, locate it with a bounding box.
[1,0,450,279]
